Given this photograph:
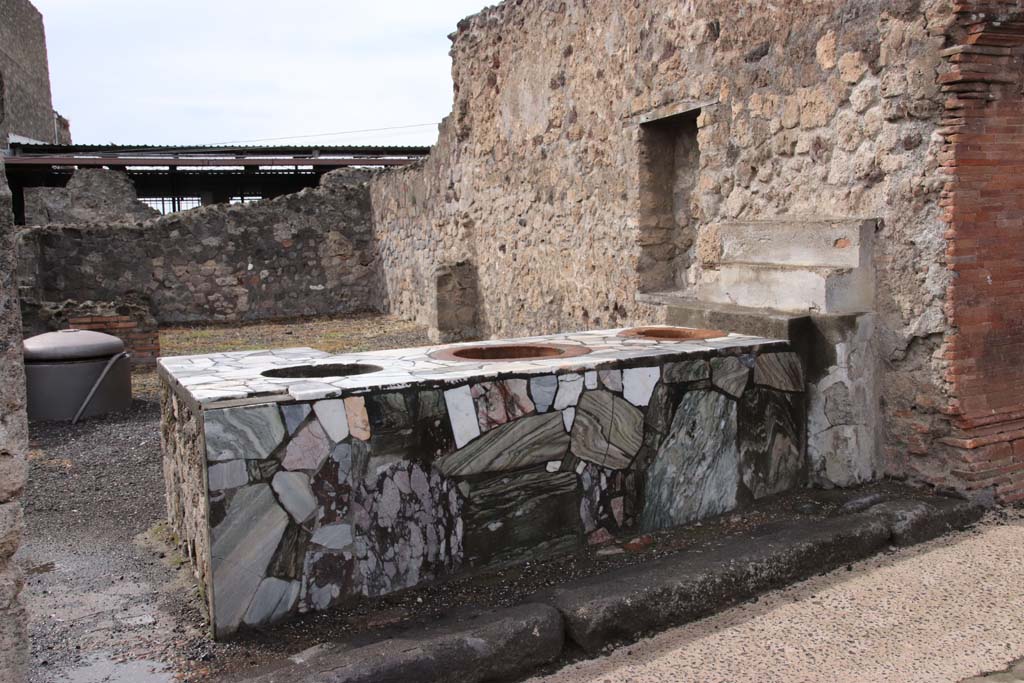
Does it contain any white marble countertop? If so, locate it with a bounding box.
[157,327,786,408]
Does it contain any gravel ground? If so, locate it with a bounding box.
[17,314,431,683]
[527,508,1024,683]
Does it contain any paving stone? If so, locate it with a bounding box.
[241,603,563,683]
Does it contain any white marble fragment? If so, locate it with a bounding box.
[554,373,584,410]
[444,385,481,447]
[529,375,558,412]
[313,399,349,442]
[584,371,598,389]
[598,369,623,392]
[562,407,576,431]
[546,460,562,473]
[312,523,353,550]
[623,367,660,407]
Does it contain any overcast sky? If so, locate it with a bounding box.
[32,1,489,147]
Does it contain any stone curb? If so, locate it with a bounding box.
[237,602,564,683]
[235,496,983,681]
[540,496,984,655]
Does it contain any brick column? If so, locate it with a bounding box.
[938,2,1024,503]
[0,161,29,680]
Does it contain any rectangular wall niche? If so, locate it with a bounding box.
[637,108,701,293]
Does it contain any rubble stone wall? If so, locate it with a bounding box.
[0,0,60,146]
[23,169,160,225]
[17,170,382,324]
[370,0,956,488]
[0,160,29,681]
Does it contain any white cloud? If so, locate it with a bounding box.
[32,0,490,146]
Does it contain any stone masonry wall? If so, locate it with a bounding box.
[371,0,956,489]
[17,170,382,324]
[24,169,160,225]
[0,160,29,681]
[0,0,60,146]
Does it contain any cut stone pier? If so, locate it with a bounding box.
[159,327,807,637]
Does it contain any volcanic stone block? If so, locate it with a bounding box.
[641,390,739,531]
[437,412,569,477]
[462,467,580,565]
[205,405,285,462]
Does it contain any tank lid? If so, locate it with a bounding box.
[23,329,125,361]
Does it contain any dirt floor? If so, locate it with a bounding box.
[15,312,1024,683]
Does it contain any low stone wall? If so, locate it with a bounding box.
[17,170,381,325]
[0,160,28,681]
[160,383,212,621]
[23,169,159,225]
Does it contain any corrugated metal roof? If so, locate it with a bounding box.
[7,142,432,157]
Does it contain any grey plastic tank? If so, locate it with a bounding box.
[23,329,132,422]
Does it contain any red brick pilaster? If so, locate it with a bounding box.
[938,2,1024,503]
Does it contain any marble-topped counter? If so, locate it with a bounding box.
[158,327,786,408]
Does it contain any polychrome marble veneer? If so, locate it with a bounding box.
[158,327,806,637]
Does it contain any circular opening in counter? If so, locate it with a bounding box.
[430,343,592,362]
[618,326,727,341]
[261,363,383,379]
